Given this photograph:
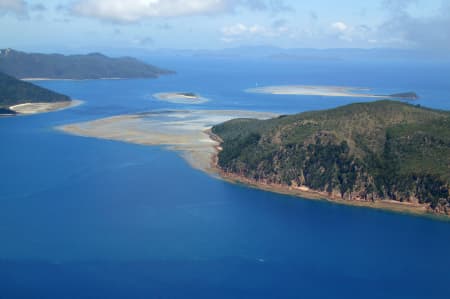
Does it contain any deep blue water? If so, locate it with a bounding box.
[1,57,450,298]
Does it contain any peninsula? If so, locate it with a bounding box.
[58,100,450,218]
[0,48,173,80]
[211,101,450,217]
[0,71,73,115]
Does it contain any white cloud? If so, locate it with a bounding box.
[377,1,450,49]
[71,0,231,22]
[221,22,290,43]
[331,21,348,33]
[222,23,270,36]
[0,0,27,15]
[222,23,248,36]
[70,0,290,23]
[327,21,376,44]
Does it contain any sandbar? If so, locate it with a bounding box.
[153,92,209,104]
[9,100,83,115]
[246,85,384,98]
[57,110,276,172]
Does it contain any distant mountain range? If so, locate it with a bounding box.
[0,48,173,80]
[112,46,450,62]
[212,101,450,215]
[0,71,70,114]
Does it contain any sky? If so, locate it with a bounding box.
[0,0,449,53]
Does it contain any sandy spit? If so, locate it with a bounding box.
[246,85,385,98]
[9,100,83,115]
[57,110,276,172]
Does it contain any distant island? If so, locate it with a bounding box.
[0,48,173,80]
[0,71,73,115]
[388,92,419,100]
[212,101,450,216]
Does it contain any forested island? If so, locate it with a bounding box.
[0,48,173,80]
[0,71,71,115]
[212,101,450,216]
[389,92,419,100]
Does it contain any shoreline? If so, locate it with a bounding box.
[205,130,449,220]
[21,77,125,81]
[56,109,447,220]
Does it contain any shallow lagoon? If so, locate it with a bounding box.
[1,57,450,298]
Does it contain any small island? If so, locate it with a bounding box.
[211,100,450,217]
[389,92,419,100]
[153,92,209,104]
[177,92,197,98]
[0,71,76,115]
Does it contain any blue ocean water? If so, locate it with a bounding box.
[1,57,450,298]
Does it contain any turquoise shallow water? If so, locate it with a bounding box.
[1,57,450,298]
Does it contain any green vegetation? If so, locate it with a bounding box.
[177,92,198,98]
[0,71,70,110]
[212,101,450,214]
[0,48,173,79]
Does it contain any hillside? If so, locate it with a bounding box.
[212,101,450,214]
[0,71,70,114]
[0,48,173,80]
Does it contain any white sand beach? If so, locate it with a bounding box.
[10,100,83,115]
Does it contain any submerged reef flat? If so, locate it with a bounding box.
[58,110,276,172]
[153,92,209,104]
